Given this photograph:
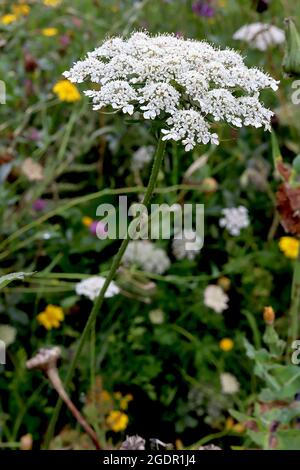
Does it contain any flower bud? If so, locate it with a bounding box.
[254,0,269,13]
[201,177,218,194]
[20,433,33,451]
[283,18,300,77]
[263,306,275,325]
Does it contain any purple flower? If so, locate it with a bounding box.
[89,220,107,237]
[32,199,47,212]
[26,127,41,142]
[192,1,215,17]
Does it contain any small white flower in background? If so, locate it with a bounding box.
[172,229,202,260]
[131,145,154,171]
[220,372,240,394]
[149,309,165,325]
[123,240,170,274]
[75,276,120,301]
[204,285,229,314]
[64,31,278,151]
[219,206,249,236]
[233,23,285,51]
[21,158,44,181]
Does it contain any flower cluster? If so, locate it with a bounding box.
[75,276,120,301]
[233,23,285,51]
[219,206,249,236]
[106,410,128,432]
[172,229,203,260]
[64,32,278,151]
[122,240,170,274]
[220,372,240,394]
[204,285,229,314]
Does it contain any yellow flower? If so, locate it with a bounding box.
[232,423,245,433]
[1,14,18,25]
[52,79,81,102]
[225,417,234,430]
[279,236,299,259]
[43,0,62,6]
[37,304,64,330]
[219,337,234,352]
[217,276,231,291]
[106,410,128,432]
[42,27,58,37]
[82,216,93,227]
[12,4,30,16]
[225,417,245,433]
[120,394,133,410]
[114,391,122,400]
[100,390,112,403]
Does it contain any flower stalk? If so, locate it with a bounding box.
[26,348,100,449]
[44,134,166,448]
[289,246,300,342]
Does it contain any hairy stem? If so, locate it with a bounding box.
[44,135,166,448]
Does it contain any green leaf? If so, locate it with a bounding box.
[0,271,35,290]
[247,430,267,448]
[276,429,300,450]
[229,408,254,423]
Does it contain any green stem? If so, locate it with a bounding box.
[44,135,166,449]
[90,318,96,403]
[289,247,300,342]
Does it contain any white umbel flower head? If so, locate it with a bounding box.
[75,276,120,300]
[233,23,285,51]
[122,240,170,274]
[220,373,240,394]
[204,285,229,314]
[131,145,154,171]
[219,206,249,236]
[64,32,278,151]
[172,229,203,260]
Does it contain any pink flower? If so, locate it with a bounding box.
[89,220,107,237]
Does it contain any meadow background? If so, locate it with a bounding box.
[1,0,300,451]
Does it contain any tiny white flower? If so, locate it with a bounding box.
[204,285,229,314]
[219,206,249,236]
[131,146,154,171]
[149,309,165,325]
[21,158,44,182]
[220,372,240,394]
[233,23,285,51]
[75,276,120,301]
[123,240,170,274]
